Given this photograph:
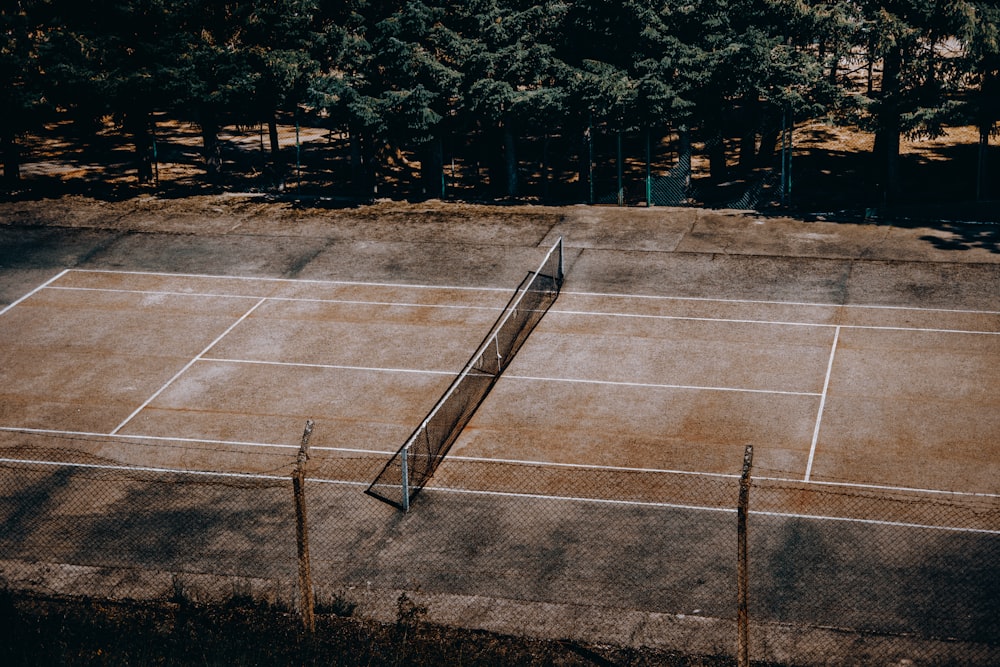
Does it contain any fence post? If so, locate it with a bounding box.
[617,129,624,207]
[293,419,315,633]
[295,109,302,190]
[588,113,594,205]
[737,444,754,667]
[645,127,652,207]
[401,442,411,512]
[781,107,792,204]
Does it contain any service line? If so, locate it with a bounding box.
[0,269,70,316]
[109,297,268,435]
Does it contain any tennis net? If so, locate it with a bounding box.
[366,238,564,510]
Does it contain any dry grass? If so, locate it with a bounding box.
[0,589,736,667]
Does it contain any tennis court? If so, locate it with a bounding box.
[3,265,996,495]
[1,241,998,663]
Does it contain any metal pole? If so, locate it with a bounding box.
[151,118,159,189]
[646,127,652,207]
[617,129,624,207]
[782,107,792,204]
[737,443,754,667]
[588,113,594,205]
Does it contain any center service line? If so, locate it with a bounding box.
[110,297,268,435]
[805,325,840,482]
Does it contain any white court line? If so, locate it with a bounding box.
[0,425,390,457]
[47,285,507,313]
[549,307,1000,336]
[52,281,997,334]
[418,486,1000,534]
[68,268,510,292]
[199,357,457,376]
[446,453,742,479]
[0,426,302,451]
[199,357,820,397]
[0,269,70,316]
[54,269,1000,316]
[747,509,1000,535]
[506,374,820,397]
[109,297,268,435]
[3,455,994,534]
[0,457,286,482]
[424,485,737,513]
[6,424,997,499]
[754,474,1000,500]
[33,283,1000,335]
[47,286,263,301]
[23,271,999,335]
[805,326,840,482]
[562,289,1000,316]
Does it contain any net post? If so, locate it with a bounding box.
[400,441,411,512]
[737,443,754,667]
[493,334,502,371]
[557,237,564,285]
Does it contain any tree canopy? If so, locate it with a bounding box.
[2,0,996,201]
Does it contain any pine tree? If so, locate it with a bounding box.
[1,1,47,187]
[36,0,181,184]
[239,0,322,183]
[307,0,373,190]
[172,0,323,183]
[312,1,462,197]
[853,0,979,203]
[460,0,570,197]
[962,1,1000,200]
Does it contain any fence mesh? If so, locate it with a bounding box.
[745,474,1000,665]
[1,446,998,665]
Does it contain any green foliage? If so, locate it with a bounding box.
[1,2,48,127]
[6,0,998,192]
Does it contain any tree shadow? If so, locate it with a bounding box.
[919,223,1000,254]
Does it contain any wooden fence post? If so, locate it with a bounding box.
[293,419,315,633]
[737,444,754,667]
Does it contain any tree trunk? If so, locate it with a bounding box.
[126,108,154,185]
[353,130,379,196]
[267,112,285,189]
[349,124,363,190]
[268,114,280,158]
[580,117,592,203]
[708,127,728,181]
[483,124,506,197]
[503,122,518,198]
[874,45,903,204]
[199,105,223,182]
[2,127,20,186]
[978,123,990,202]
[420,135,444,199]
[542,132,551,202]
[738,95,760,172]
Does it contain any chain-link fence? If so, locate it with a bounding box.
[1,438,997,665]
[584,120,793,211]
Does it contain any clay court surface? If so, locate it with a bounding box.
[1,262,997,500]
